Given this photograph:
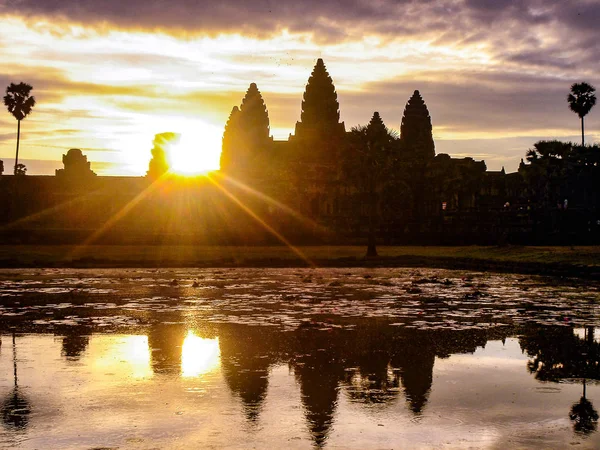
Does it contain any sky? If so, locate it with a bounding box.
[0,0,599,176]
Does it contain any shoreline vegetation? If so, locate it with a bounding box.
[0,245,599,279]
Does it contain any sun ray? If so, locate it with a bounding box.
[205,172,314,267]
[68,171,174,259]
[217,172,328,233]
[0,189,105,233]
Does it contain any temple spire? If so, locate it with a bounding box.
[400,90,435,161]
[295,58,345,141]
[367,111,387,139]
[220,83,271,175]
[239,82,270,145]
[220,106,241,172]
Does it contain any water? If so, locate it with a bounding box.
[1,268,600,449]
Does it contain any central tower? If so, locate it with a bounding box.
[292,58,345,164]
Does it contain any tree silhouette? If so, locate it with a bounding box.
[3,83,35,175]
[0,160,3,175]
[14,163,26,176]
[568,82,596,146]
[520,326,600,435]
[521,140,600,210]
[570,383,599,435]
[344,112,399,257]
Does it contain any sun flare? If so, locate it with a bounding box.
[168,126,222,175]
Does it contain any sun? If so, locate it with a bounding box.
[168,122,223,175]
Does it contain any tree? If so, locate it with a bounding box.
[568,82,596,146]
[522,140,600,210]
[344,112,399,257]
[3,83,35,175]
[0,160,3,176]
[14,163,26,176]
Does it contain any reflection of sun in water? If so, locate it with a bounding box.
[95,335,152,379]
[181,331,220,377]
[121,335,152,379]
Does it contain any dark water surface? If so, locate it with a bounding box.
[1,268,600,449]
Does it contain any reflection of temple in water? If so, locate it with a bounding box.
[218,325,276,422]
[147,323,187,375]
[136,322,517,445]
[344,348,400,405]
[58,326,91,361]
[291,328,346,448]
[129,321,600,442]
[25,317,600,443]
[391,339,435,414]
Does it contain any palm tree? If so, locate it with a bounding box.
[3,83,36,175]
[568,82,596,146]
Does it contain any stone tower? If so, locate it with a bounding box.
[55,148,96,180]
[239,83,270,148]
[400,90,435,162]
[220,83,271,175]
[366,111,387,143]
[220,106,241,173]
[293,58,345,164]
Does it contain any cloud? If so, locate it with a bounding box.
[1,2,599,175]
[337,69,600,137]
[2,0,598,77]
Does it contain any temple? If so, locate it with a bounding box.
[1,58,598,245]
[218,58,492,240]
[55,148,96,181]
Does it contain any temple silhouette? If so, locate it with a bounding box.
[1,58,599,245]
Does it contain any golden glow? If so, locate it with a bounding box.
[168,126,222,174]
[207,172,315,267]
[93,335,153,379]
[0,16,579,174]
[181,331,220,377]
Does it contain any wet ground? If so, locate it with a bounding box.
[1,268,600,448]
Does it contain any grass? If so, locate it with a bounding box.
[0,245,598,276]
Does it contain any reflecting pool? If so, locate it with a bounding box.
[1,268,600,448]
